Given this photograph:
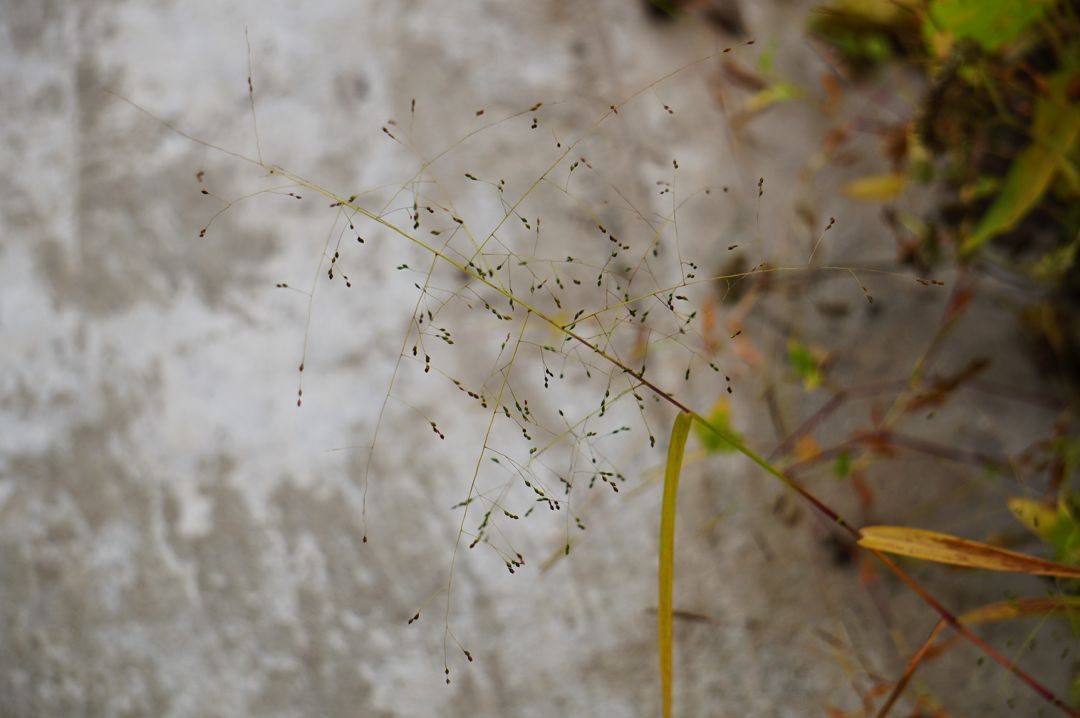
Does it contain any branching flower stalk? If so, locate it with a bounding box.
[267,163,1078,716]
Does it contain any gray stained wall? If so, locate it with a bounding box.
[1,1,1070,716]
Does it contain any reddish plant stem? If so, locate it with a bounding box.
[872,551,1078,716]
[876,619,948,718]
[769,380,904,461]
[540,312,1078,716]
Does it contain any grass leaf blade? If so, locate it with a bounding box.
[858,525,1080,578]
[959,596,1080,625]
[659,411,692,718]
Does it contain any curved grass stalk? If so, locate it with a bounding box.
[659,411,691,718]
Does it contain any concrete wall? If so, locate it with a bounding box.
[2,1,1071,715]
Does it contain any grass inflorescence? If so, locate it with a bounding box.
[116,30,1080,716]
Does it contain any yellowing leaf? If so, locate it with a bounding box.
[659,412,691,718]
[1008,497,1060,543]
[841,173,907,202]
[959,596,1080,625]
[857,525,1080,578]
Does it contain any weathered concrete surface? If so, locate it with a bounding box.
[2,1,1073,716]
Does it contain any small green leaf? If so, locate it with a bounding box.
[1048,512,1080,566]
[833,450,852,479]
[692,397,739,454]
[787,338,824,390]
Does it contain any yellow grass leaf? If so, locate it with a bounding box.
[857,525,1080,578]
[959,596,1080,625]
[841,173,907,202]
[1007,497,1060,543]
[659,412,691,718]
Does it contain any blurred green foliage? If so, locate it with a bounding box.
[810,0,1080,391]
[692,397,740,454]
[926,0,1056,52]
[810,0,1078,278]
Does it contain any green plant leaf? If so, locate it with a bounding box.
[692,397,739,454]
[659,411,691,718]
[833,449,852,479]
[858,525,1080,578]
[962,71,1080,255]
[927,0,1053,52]
[1045,505,1080,566]
[787,338,824,389]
